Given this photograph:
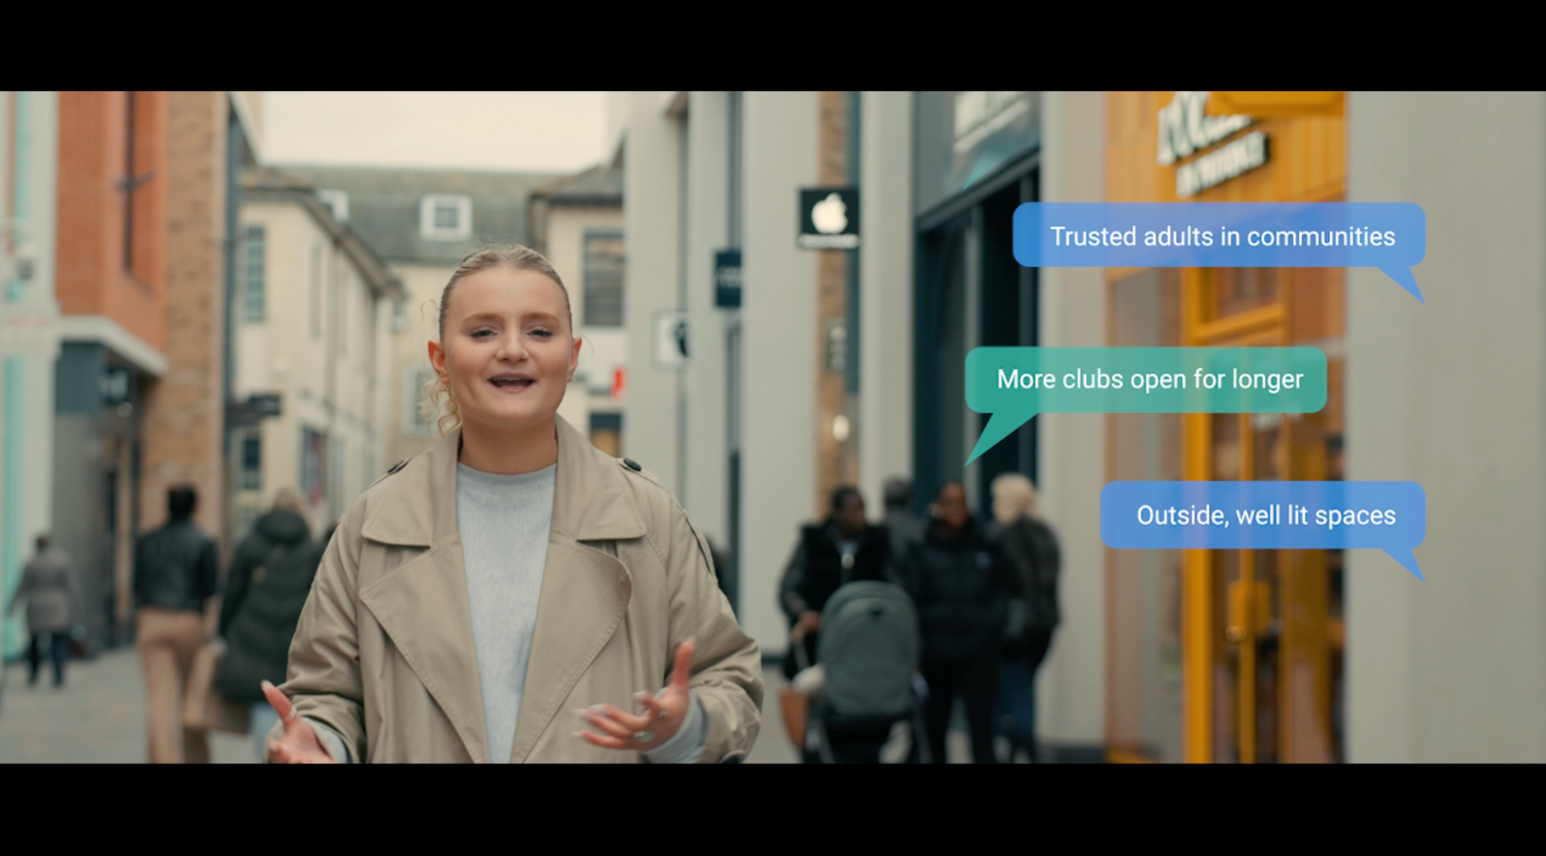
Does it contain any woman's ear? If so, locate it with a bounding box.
[428,339,449,384]
[568,335,582,382]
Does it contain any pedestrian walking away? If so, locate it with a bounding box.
[899,482,1021,764]
[6,534,83,689]
[988,472,1061,763]
[215,486,317,761]
[134,484,220,763]
[262,245,760,763]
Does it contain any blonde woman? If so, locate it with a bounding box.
[261,245,761,763]
[990,473,1060,763]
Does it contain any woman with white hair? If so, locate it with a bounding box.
[990,472,1060,763]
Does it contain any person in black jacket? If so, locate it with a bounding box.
[899,481,1020,764]
[134,484,220,763]
[215,487,316,761]
[778,485,893,762]
[779,486,893,681]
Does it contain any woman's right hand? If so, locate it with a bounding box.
[261,680,335,764]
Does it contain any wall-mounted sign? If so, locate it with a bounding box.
[1176,130,1268,198]
[1156,91,1267,198]
[99,367,130,405]
[824,319,847,375]
[653,310,688,369]
[714,249,742,308]
[226,393,283,427]
[798,188,859,249]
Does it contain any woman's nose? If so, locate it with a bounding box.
[496,332,527,362]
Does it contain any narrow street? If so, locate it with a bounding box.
[0,648,256,763]
[0,648,983,763]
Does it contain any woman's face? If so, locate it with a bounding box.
[936,483,969,532]
[428,267,580,435]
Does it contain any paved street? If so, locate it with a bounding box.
[0,649,981,763]
[0,648,257,763]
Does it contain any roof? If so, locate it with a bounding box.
[270,165,566,265]
[530,163,623,205]
[239,167,406,302]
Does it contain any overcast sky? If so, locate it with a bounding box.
[261,92,608,173]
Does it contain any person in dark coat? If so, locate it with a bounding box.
[7,534,82,688]
[215,487,316,761]
[899,481,1021,764]
[988,472,1060,763]
[779,486,893,682]
[882,476,925,578]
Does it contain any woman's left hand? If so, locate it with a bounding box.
[576,638,694,753]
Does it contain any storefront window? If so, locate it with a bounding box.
[915,92,1039,217]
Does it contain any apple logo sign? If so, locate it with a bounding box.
[812,193,847,234]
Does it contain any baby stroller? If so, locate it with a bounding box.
[803,580,930,763]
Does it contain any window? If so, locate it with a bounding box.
[316,189,349,223]
[404,366,438,436]
[583,231,625,327]
[419,194,472,241]
[240,225,266,322]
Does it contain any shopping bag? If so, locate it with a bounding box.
[779,633,812,748]
[183,642,251,734]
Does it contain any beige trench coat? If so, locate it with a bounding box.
[273,415,762,762]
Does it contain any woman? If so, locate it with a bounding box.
[898,482,1019,764]
[989,473,1060,763]
[8,534,82,688]
[262,245,762,763]
[214,487,314,760]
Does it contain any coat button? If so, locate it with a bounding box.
[623,458,641,472]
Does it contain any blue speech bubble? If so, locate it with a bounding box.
[1100,481,1427,580]
[1013,203,1427,302]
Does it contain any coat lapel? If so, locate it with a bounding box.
[357,428,489,763]
[509,416,646,762]
[353,417,648,764]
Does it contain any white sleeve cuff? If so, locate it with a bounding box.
[305,717,352,764]
[641,690,706,764]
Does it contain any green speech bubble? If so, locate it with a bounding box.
[965,347,1327,466]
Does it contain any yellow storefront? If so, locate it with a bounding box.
[1104,92,1348,763]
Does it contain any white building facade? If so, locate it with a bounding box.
[230,169,404,541]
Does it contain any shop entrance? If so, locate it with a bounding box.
[1180,265,1345,763]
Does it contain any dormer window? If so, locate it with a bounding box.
[420,194,472,241]
[317,189,349,223]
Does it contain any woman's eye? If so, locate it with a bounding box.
[471,328,497,338]
[529,328,553,338]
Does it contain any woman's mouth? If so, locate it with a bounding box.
[489,375,534,392]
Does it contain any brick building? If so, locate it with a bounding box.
[49,91,260,651]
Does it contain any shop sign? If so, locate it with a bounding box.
[714,249,742,308]
[653,309,688,369]
[799,188,859,249]
[99,367,130,405]
[1157,91,1267,198]
[1176,131,1268,198]
[824,319,847,375]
